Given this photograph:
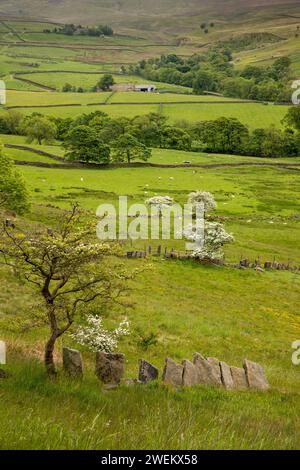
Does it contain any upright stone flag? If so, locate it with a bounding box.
[0,340,6,364]
[0,80,6,105]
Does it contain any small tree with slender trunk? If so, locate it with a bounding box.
[0,205,135,377]
[20,115,57,145]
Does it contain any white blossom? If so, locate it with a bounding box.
[184,220,234,262]
[188,191,217,212]
[70,315,130,353]
[145,195,174,212]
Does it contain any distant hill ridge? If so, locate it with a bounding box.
[0,0,298,24]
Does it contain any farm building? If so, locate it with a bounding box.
[134,84,156,92]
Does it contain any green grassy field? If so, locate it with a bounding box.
[162,103,288,129]
[0,9,300,451]
[0,157,300,449]
[2,88,289,129]
[4,89,244,106]
[13,73,191,92]
[2,101,288,129]
[108,92,239,103]
[4,147,61,164]
[0,133,64,153]
[13,161,300,261]
[6,90,110,106]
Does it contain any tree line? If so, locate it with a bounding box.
[127,48,292,103]
[1,107,300,163]
[45,24,114,37]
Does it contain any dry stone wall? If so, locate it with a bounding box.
[162,354,269,391]
[62,348,270,392]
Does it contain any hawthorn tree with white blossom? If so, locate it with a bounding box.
[0,205,135,377]
[185,191,234,262]
[145,195,174,214]
[187,191,217,212]
[184,221,234,262]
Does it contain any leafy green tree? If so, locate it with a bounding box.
[247,128,267,156]
[215,117,249,153]
[21,115,57,145]
[255,80,281,101]
[161,127,192,151]
[165,54,183,65]
[50,117,73,141]
[62,83,73,92]
[260,127,298,158]
[222,76,254,99]
[243,127,299,158]
[72,110,109,127]
[261,127,285,157]
[0,116,10,134]
[64,125,110,163]
[193,117,249,154]
[0,110,23,135]
[112,134,151,164]
[100,25,113,36]
[89,114,114,132]
[0,144,29,214]
[62,24,76,35]
[98,74,115,91]
[90,115,126,144]
[131,113,168,147]
[284,107,300,132]
[271,56,291,79]
[193,70,216,94]
[240,65,264,82]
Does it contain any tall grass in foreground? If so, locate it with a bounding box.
[0,357,299,450]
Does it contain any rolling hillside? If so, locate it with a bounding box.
[0,0,299,62]
[0,1,299,30]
